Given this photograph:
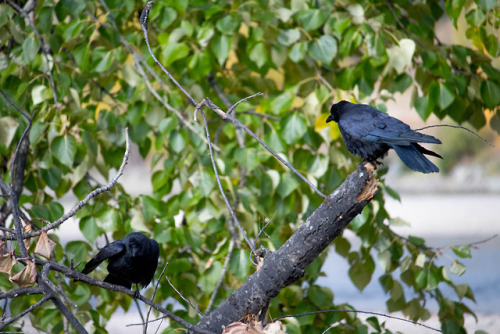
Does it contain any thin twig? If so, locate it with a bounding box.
[7,128,130,240]
[0,295,50,331]
[276,309,442,333]
[140,1,197,107]
[415,124,494,147]
[0,286,44,299]
[198,107,257,258]
[144,262,169,334]
[7,0,59,112]
[206,238,235,312]
[165,274,203,317]
[227,93,263,115]
[241,110,280,121]
[135,299,145,332]
[133,59,219,151]
[0,89,30,121]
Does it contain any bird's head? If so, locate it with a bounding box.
[326,100,351,123]
[126,232,149,258]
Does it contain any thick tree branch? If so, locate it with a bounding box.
[191,162,378,332]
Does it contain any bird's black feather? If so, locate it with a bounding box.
[327,101,442,173]
[81,232,160,289]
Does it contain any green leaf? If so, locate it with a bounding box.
[476,0,496,11]
[215,15,240,34]
[270,91,294,115]
[377,250,392,272]
[0,5,14,29]
[161,43,190,66]
[289,42,307,62]
[414,96,432,120]
[196,25,214,48]
[229,249,250,281]
[426,269,439,290]
[0,116,19,148]
[32,85,48,105]
[307,285,333,308]
[445,0,466,27]
[438,83,455,110]
[22,37,40,63]
[199,171,215,197]
[450,260,466,276]
[41,168,62,190]
[169,130,186,153]
[384,185,400,202]
[141,195,159,222]
[249,43,268,68]
[94,51,113,73]
[277,173,300,198]
[349,255,375,291]
[452,245,471,258]
[199,261,222,292]
[65,241,91,265]
[71,284,91,306]
[278,29,301,46]
[79,217,99,244]
[480,80,500,108]
[96,209,119,232]
[465,9,485,26]
[308,35,337,65]
[296,9,327,31]
[282,113,307,145]
[52,135,77,169]
[211,35,231,66]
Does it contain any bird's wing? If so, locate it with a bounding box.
[81,240,126,275]
[344,113,441,145]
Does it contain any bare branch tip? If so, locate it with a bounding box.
[140,1,155,30]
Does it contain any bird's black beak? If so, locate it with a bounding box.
[326,114,334,123]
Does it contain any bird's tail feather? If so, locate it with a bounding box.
[392,144,439,173]
[414,143,442,159]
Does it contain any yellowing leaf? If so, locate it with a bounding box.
[110,81,122,94]
[95,102,112,120]
[314,114,341,139]
[315,113,330,130]
[34,231,57,259]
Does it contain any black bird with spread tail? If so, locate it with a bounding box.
[326,101,442,173]
[81,232,160,290]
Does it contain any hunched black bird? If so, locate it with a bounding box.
[81,232,160,290]
[326,100,442,173]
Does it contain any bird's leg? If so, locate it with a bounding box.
[133,284,141,299]
[365,159,382,168]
